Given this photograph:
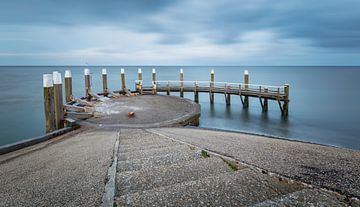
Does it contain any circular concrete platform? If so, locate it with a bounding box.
[85,95,200,128]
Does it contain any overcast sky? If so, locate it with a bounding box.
[0,0,359,65]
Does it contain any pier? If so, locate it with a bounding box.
[0,68,359,206]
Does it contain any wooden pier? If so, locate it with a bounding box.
[136,70,289,116]
[42,68,290,133]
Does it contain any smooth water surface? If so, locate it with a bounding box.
[0,66,359,150]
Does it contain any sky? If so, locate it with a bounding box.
[0,0,360,65]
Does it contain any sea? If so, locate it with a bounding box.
[0,66,359,150]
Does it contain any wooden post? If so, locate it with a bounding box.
[243,70,249,108]
[137,68,142,94]
[121,68,126,95]
[84,68,91,100]
[210,69,214,104]
[263,88,268,112]
[53,71,64,130]
[283,84,289,116]
[102,68,108,96]
[152,68,157,94]
[64,70,72,103]
[167,81,170,95]
[43,74,55,133]
[225,84,231,105]
[180,68,184,98]
[194,82,199,103]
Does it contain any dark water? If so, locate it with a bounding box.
[0,66,359,150]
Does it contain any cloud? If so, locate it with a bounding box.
[0,0,359,65]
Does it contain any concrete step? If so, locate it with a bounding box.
[117,148,202,172]
[253,188,354,207]
[115,168,304,206]
[118,144,192,161]
[116,156,240,195]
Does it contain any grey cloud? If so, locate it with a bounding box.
[1,0,360,50]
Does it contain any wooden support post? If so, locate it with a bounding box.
[180,68,184,98]
[210,69,215,104]
[152,68,157,94]
[137,68,142,94]
[121,68,126,95]
[194,82,199,103]
[84,68,91,100]
[53,71,64,130]
[167,81,170,95]
[43,74,55,133]
[263,88,268,112]
[64,70,73,103]
[225,84,231,105]
[102,68,108,96]
[283,84,289,116]
[243,69,249,108]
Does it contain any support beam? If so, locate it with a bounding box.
[263,88,268,112]
[167,81,170,95]
[64,70,73,103]
[102,68,108,96]
[43,74,55,133]
[53,71,64,130]
[225,84,231,105]
[210,69,214,104]
[243,69,249,108]
[180,68,184,98]
[282,84,289,116]
[194,82,199,103]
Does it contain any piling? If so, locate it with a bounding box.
[152,68,157,94]
[137,68,142,94]
[243,70,249,108]
[263,88,268,112]
[121,68,126,95]
[84,68,91,100]
[225,84,231,105]
[180,68,184,98]
[64,70,73,103]
[102,68,108,96]
[194,82,199,103]
[43,74,55,133]
[210,69,215,104]
[283,84,289,116]
[53,71,64,130]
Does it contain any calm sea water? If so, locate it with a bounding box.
[0,66,359,150]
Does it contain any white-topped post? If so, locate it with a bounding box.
[120,68,126,95]
[137,68,142,94]
[152,68,157,94]
[180,68,184,97]
[102,68,108,95]
[84,68,91,99]
[64,70,72,102]
[243,69,249,108]
[43,74,55,133]
[210,69,215,104]
[53,71,64,130]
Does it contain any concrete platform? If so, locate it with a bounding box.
[86,95,200,128]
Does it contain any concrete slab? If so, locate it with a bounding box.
[85,95,200,128]
[150,127,360,199]
[0,129,118,207]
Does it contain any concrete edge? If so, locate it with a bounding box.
[182,126,360,152]
[0,126,77,156]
